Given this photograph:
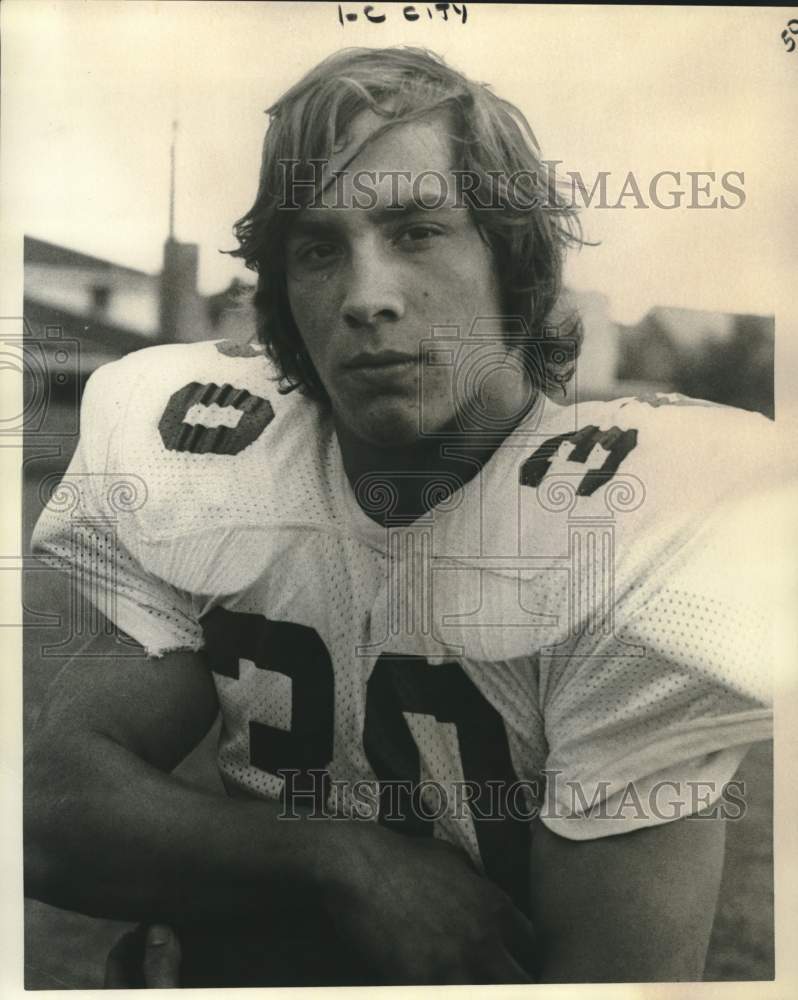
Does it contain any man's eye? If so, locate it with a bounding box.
[297,243,341,267]
[396,225,442,247]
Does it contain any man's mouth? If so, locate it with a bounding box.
[343,350,417,371]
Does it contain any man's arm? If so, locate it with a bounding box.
[24,636,335,922]
[24,632,538,983]
[528,815,726,982]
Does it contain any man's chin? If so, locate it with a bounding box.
[355,421,422,450]
[337,403,425,450]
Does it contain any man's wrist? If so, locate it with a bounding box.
[239,798,381,905]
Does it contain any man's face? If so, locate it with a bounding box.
[284,112,525,447]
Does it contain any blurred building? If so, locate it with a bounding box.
[566,294,774,417]
[24,237,162,340]
[565,290,619,400]
[23,235,255,389]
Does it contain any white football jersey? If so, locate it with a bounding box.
[33,339,781,906]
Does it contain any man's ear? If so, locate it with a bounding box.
[539,292,582,394]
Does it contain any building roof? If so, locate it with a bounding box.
[23,295,156,353]
[24,235,152,278]
[647,305,770,323]
[638,305,772,349]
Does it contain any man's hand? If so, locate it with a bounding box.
[108,828,537,987]
[324,823,538,984]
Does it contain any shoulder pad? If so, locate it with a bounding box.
[470,393,775,578]
[75,340,334,589]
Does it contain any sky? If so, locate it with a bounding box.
[3,1,797,324]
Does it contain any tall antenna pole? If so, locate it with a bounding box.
[168,120,178,240]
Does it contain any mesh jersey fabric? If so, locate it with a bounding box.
[32,339,779,869]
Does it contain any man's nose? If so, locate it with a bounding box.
[340,246,404,329]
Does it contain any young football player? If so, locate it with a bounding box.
[26,47,779,985]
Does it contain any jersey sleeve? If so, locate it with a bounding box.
[31,361,205,659]
[536,405,787,841]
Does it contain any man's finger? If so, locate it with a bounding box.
[142,924,182,988]
[104,926,146,988]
